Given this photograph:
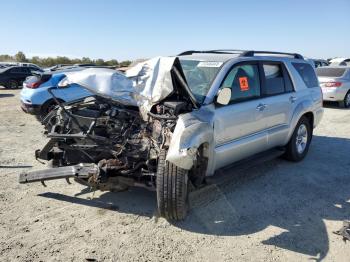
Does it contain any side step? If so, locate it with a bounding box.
[206,148,285,187]
[19,163,97,185]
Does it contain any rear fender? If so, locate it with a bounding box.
[286,99,313,144]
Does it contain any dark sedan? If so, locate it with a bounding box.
[0,66,43,89]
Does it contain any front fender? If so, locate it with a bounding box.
[166,110,214,170]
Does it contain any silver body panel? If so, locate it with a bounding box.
[167,55,323,176]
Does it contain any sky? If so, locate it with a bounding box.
[0,0,349,61]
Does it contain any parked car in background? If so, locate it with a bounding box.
[0,66,44,89]
[20,68,92,118]
[305,58,329,68]
[329,58,350,66]
[312,59,329,68]
[0,62,42,71]
[316,66,350,108]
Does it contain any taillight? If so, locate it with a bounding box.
[26,81,43,89]
[325,82,342,87]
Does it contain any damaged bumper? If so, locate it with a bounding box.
[20,101,41,115]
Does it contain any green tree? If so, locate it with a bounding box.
[15,51,27,62]
[106,59,119,66]
[81,57,92,64]
[95,58,105,66]
[119,60,132,67]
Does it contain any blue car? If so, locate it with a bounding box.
[20,68,92,117]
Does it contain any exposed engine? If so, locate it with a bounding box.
[37,96,190,190]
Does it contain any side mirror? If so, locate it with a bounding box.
[216,87,231,105]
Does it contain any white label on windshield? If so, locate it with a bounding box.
[197,61,223,68]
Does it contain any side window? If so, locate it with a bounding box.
[22,68,30,73]
[262,64,285,95]
[221,64,260,103]
[292,62,319,88]
[29,67,39,73]
[10,67,28,74]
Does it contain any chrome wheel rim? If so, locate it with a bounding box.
[345,93,350,107]
[296,124,308,154]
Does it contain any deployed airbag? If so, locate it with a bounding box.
[60,57,177,119]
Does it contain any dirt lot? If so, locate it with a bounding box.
[0,89,349,262]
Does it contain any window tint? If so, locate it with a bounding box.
[263,64,285,95]
[10,67,28,74]
[221,64,260,103]
[29,67,40,72]
[293,63,319,88]
[284,68,294,92]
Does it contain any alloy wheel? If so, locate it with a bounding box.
[296,124,308,154]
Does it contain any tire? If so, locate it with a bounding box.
[284,116,312,162]
[339,91,350,108]
[40,99,61,120]
[7,80,19,89]
[156,150,189,220]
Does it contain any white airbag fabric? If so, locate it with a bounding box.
[61,57,176,120]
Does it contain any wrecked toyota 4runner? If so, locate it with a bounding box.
[20,50,324,220]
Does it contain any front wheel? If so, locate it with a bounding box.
[156,150,189,220]
[284,116,312,162]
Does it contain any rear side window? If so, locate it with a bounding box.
[292,63,319,88]
[262,64,285,95]
[10,67,28,74]
[261,63,294,95]
[221,64,260,103]
[316,68,347,78]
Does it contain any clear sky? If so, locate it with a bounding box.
[0,0,349,61]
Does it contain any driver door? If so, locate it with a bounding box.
[213,62,268,170]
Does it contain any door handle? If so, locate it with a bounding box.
[289,96,297,103]
[256,103,267,111]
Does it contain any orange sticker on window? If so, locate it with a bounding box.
[239,77,249,91]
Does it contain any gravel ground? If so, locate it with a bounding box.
[0,89,349,262]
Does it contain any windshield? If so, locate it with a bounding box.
[180,59,222,103]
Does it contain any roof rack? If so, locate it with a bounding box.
[178,50,245,56]
[241,51,304,59]
[178,50,304,60]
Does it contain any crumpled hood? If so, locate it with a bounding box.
[61,57,178,120]
[61,68,137,106]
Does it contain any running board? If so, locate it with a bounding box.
[206,148,285,186]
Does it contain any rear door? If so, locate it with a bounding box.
[213,62,268,170]
[257,61,296,148]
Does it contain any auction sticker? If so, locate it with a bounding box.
[239,77,249,91]
[197,61,223,68]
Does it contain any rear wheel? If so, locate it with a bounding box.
[7,80,19,89]
[156,150,189,220]
[339,91,350,108]
[284,116,312,162]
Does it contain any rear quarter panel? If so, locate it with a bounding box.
[283,61,323,144]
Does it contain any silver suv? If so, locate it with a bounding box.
[20,50,323,220]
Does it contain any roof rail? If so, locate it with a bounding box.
[240,51,304,59]
[178,50,304,59]
[177,50,246,56]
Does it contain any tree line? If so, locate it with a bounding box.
[0,51,132,68]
